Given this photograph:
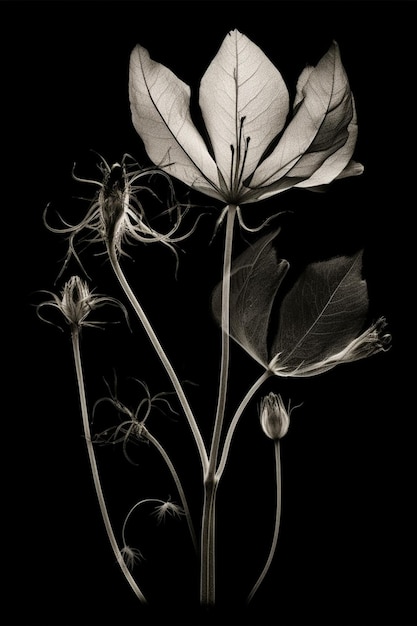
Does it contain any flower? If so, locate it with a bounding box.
[120,545,143,570]
[129,30,362,207]
[259,393,291,440]
[93,376,178,464]
[36,275,128,331]
[212,231,391,377]
[44,154,201,278]
[152,498,185,525]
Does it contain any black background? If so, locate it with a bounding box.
[3,1,415,625]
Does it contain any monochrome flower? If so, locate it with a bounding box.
[36,275,128,331]
[44,154,201,278]
[129,30,362,207]
[93,377,178,464]
[212,231,391,377]
[120,545,144,571]
[259,393,291,440]
[152,498,185,525]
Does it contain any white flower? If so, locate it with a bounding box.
[129,30,362,206]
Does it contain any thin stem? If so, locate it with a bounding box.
[108,245,208,474]
[200,204,237,606]
[247,439,282,604]
[200,477,217,606]
[144,427,198,553]
[216,370,272,481]
[208,204,237,472]
[122,497,165,544]
[71,328,147,604]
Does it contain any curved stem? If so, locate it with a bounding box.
[108,245,208,474]
[200,204,237,606]
[247,439,282,604]
[71,329,147,604]
[216,369,272,481]
[122,497,165,545]
[144,427,198,553]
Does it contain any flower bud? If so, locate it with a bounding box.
[60,275,94,327]
[259,392,290,440]
[37,275,129,332]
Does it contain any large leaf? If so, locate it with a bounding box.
[212,230,289,366]
[250,42,357,192]
[271,251,368,372]
[199,30,289,192]
[129,45,222,200]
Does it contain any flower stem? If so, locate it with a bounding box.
[200,204,237,606]
[247,439,282,604]
[143,426,198,553]
[216,370,272,481]
[71,328,147,604]
[108,246,208,474]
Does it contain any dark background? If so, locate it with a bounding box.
[3,1,415,625]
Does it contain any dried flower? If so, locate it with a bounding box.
[152,498,185,525]
[93,377,178,465]
[120,545,144,571]
[129,30,362,207]
[44,154,201,278]
[36,275,128,331]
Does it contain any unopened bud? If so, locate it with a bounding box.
[60,275,94,327]
[259,392,290,440]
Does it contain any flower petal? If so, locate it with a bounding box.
[211,229,289,366]
[250,41,357,192]
[334,159,364,180]
[129,45,222,200]
[270,251,370,376]
[199,30,289,194]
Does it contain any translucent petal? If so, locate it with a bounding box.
[270,251,369,372]
[129,45,222,200]
[212,230,288,366]
[200,30,289,194]
[250,42,357,191]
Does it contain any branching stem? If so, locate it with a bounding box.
[200,204,237,606]
[144,427,198,553]
[216,370,272,481]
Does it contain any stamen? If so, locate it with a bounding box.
[232,116,247,194]
[230,144,235,191]
[237,137,251,189]
[236,117,246,171]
